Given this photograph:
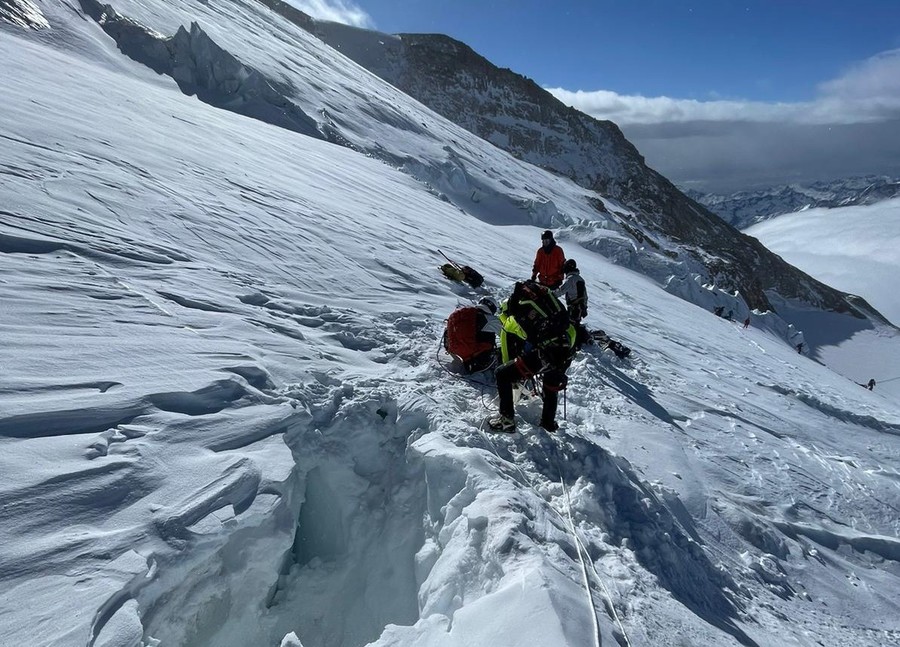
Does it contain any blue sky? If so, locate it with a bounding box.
[291,0,900,191]
[352,1,900,103]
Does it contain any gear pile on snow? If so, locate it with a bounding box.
[589,329,632,359]
[438,249,484,288]
[440,262,484,288]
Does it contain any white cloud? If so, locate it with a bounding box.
[546,88,802,125]
[547,48,900,127]
[283,0,374,28]
[820,49,900,101]
[816,49,900,121]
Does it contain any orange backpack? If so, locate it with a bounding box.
[444,307,494,361]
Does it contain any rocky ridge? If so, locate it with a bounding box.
[686,175,900,229]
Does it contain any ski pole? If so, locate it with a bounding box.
[438,249,463,270]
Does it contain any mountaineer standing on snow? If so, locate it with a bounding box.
[554,258,588,323]
[489,281,576,433]
[788,325,806,355]
[531,230,565,290]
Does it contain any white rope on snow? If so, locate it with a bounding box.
[558,470,603,647]
[557,466,632,647]
[475,423,634,647]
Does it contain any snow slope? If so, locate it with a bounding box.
[746,200,900,401]
[746,199,900,327]
[3,2,900,647]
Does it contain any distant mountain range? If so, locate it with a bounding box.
[685,176,900,229]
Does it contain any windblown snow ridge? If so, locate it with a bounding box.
[76,0,322,139]
[764,383,900,435]
[0,378,260,439]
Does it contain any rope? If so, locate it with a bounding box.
[481,388,499,412]
[474,426,632,647]
[435,334,500,415]
[558,469,603,647]
[556,464,632,647]
[435,333,497,387]
[441,322,632,643]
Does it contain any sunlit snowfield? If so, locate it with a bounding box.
[2,2,900,646]
[747,198,900,326]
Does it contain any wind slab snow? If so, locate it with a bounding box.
[2,2,900,646]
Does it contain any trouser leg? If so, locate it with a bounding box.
[541,388,558,424]
[495,360,520,417]
[496,351,541,418]
[540,369,567,425]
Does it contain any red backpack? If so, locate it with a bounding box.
[444,307,494,361]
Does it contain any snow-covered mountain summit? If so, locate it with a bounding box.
[687,175,900,229]
[2,2,900,646]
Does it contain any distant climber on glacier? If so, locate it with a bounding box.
[788,325,806,355]
[489,281,576,433]
[531,230,565,289]
[443,297,501,373]
[554,258,588,323]
[867,378,876,390]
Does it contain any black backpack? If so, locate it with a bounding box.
[461,266,484,288]
[508,281,570,345]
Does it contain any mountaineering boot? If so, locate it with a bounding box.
[488,414,516,433]
[539,419,559,433]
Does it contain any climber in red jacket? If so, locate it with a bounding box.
[531,230,565,289]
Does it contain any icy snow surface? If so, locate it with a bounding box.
[746,200,900,404]
[2,2,900,646]
[746,199,900,326]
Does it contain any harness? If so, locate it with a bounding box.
[503,281,576,369]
